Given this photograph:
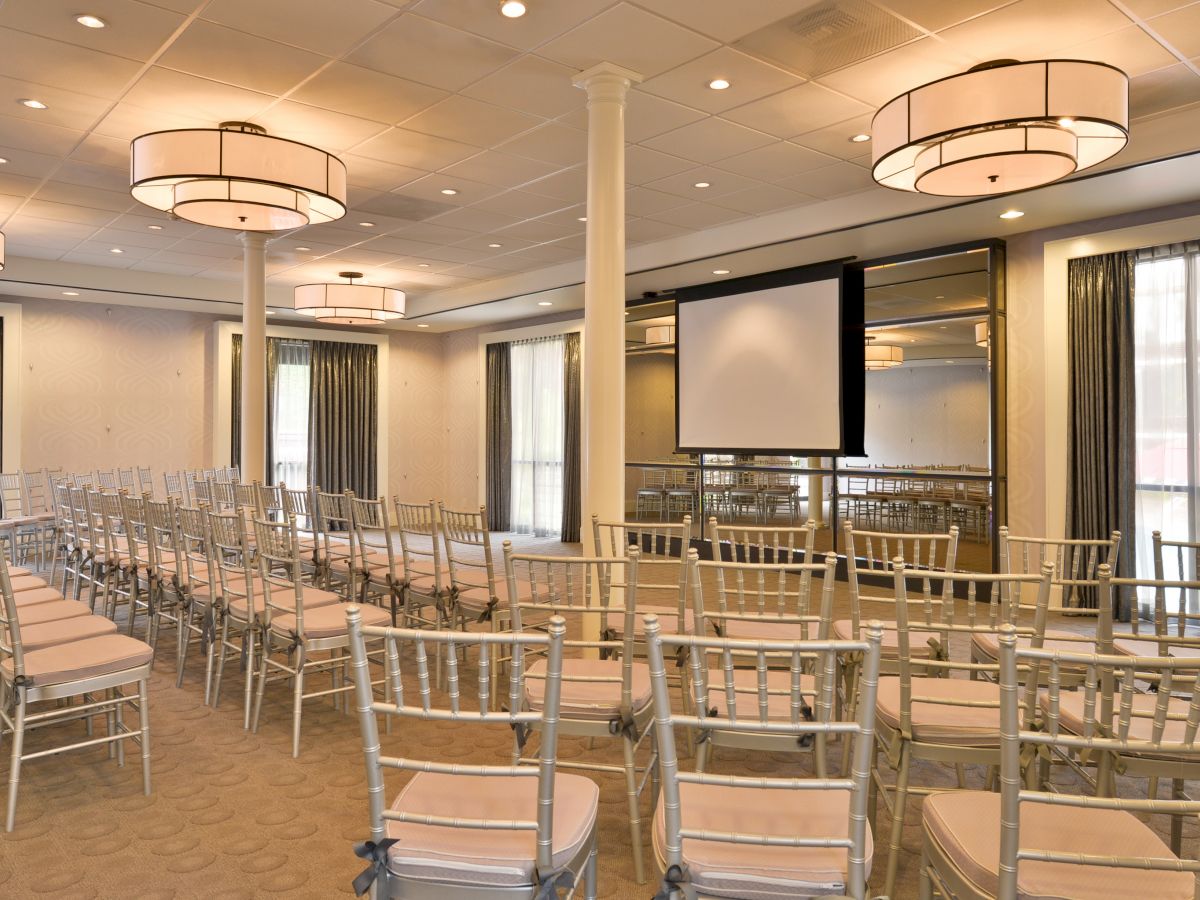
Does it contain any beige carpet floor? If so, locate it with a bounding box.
[0,536,1191,899]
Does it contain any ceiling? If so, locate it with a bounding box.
[1,0,1200,327]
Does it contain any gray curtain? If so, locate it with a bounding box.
[485,342,511,531]
[561,333,582,542]
[309,340,377,498]
[230,332,242,467]
[1067,251,1136,615]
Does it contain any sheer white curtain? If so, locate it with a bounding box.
[272,339,311,488]
[510,336,564,537]
[1134,247,1196,614]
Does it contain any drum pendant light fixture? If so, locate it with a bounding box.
[130,121,347,231]
[864,335,903,370]
[871,59,1128,196]
[294,272,405,326]
[0,231,6,271]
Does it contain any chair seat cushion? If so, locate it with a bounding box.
[832,618,940,656]
[329,549,393,575]
[1111,637,1197,658]
[384,771,598,888]
[226,580,341,619]
[923,790,1193,899]
[16,599,93,627]
[705,668,818,722]
[17,615,119,652]
[1039,690,1198,760]
[13,586,66,608]
[451,575,527,614]
[724,618,816,642]
[875,676,1001,746]
[525,658,652,720]
[971,629,1090,660]
[10,574,50,592]
[652,781,872,898]
[610,604,695,638]
[270,602,390,641]
[1,633,152,686]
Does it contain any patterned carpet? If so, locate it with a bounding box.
[0,536,1190,899]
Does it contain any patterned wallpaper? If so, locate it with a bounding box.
[387,330,446,503]
[442,328,482,509]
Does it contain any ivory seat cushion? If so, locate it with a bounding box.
[705,668,818,722]
[1,633,152,685]
[384,771,598,888]
[609,604,695,638]
[451,576,531,615]
[832,618,941,655]
[329,549,393,575]
[13,587,66,608]
[16,599,93,627]
[971,629,1091,660]
[1112,637,1199,659]
[724,618,816,642]
[10,574,50,592]
[653,781,872,898]
[875,676,1001,746]
[525,658,652,720]
[269,601,390,641]
[1038,690,1199,760]
[225,580,341,619]
[923,790,1193,900]
[187,574,247,606]
[17,615,119,652]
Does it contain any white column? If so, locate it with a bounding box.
[240,231,268,483]
[574,62,642,555]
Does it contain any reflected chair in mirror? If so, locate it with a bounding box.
[999,527,1120,615]
[646,614,884,900]
[345,609,599,899]
[919,625,1200,900]
[871,561,1054,898]
[20,469,58,570]
[708,516,816,567]
[761,470,801,524]
[727,470,762,523]
[504,544,656,884]
[635,467,668,521]
[665,467,699,521]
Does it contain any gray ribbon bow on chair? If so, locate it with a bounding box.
[351,838,398,896]
[533,865,574,900]
[652,863,689,900]
[476,594,499,623]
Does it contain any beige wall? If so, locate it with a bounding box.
[387,330,446,503]
[626,350,676,461]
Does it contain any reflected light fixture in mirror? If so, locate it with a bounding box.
[864,334,903,370]
[871,59,1128,196]
[0,231,5,270]
[294,271,405,326]
[645,325,675,345]
[975,322,988,347]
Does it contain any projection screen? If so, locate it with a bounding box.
[675,260,863,455]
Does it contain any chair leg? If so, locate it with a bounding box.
[243,630,257,731]
[291,649,307,758]
[5,694,26,832]
[138,679,152,796]
[251,642,271,734]
[1171,778,1185,855]
[212,618,230,709]
[583,840,598,900]
[622,730,646,885]
[883,740,912,900]
[918,845,933,900]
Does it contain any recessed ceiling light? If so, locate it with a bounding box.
[109,247,123,254]
[935,294,945,299]
[577,216,587,222]
[295,246,311,251]
[488,242,502,248]
[939,325,947,329]
[708,78,730,91]
[147,224,163,230]
[19,99,47,110]
[946,360,955,364]
[537,301,553,306]
[358,221,375,227]
[440,188,458,196]
[62,291,79,296]
[75,14,106,28]
[0,158,8,165]
[999,209,1025,219]
[417,263,430,268]
[693,181,710,189]
[1057,117,1075,127]
[500,0,526,17]
[712,268,730,275]
[849,133,871,143]
[417,323,430,328]
[909,338,916,343]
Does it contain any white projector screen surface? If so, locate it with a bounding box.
[677,277,842,452]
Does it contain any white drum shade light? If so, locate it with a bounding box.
[976,322,989,347]
[645,324,675,345]
[294,272,405,326]
[871,59,1128,196]
[865,335,903,370]
[130,122,347,231]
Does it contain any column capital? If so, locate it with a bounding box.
[573,61,643,99]
[239,230,268,249]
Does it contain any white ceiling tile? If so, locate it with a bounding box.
[35,182,134,212]
[438,151,562,189]
[15,201,114,226]
[69,133,132,168]
[201,0,397,57]
[936,0,1132,62]
[0,172,43,199]
[131,260,207,276]
[346,14,518,91]
[1122,0,1199,16]
[779,160,875,198]
[356,234,444,257]
[106,211,201,237]
[75,238,158,258]
[496,121,588,166]
[0,76,110,132]
[0,0,187,60]
[254,101,390,152]
[815,36,976,106]
[791,115,875,160]
[495,218,580,242]
[401,94,543,146]
[640,47,804,114]
[624,185,691,216]
[708,183,814,214]
[117,68,276,127]
[453,233,536,253]
[444,262,506,279]
[624,216,688,242]
[415,245,490,264]
[161,238,242,258]
[157,19,327,95]
[537,3,720,79]
[630,0,837,42]
[342,156,429,192]
[462,55,585,119]
[60,250,137,267]
[722,82,871,138]
[428,205,522,233]
[85,227,175,250]
[508,241,582,263]
[471,189,574,219]
[92,100,205,144]
[392,172,505,206]
[1149,3,1200,57]
[152,249,238,267]
[644,201,749,228]
[872,0,1015,32]
[520,165,588,202]
[0,114,84,155]
[52,160,129,193]
[641,117,776,163]
[532,203,590,228]
[0,145,63,180]
[353,128,483,170]
[290,62,447,125]
[1130,62,1200,117]
[412,0,616,51]
[625,144,694,183]
[713,139,837,182]
[0,29,142,99]
[643,164,764,199]
[561,91,706,142]
[323,247,403,267]
[1061,26,1180,78]
[7,213,100,238]
[6,243,66,260]
[387,222,481,245]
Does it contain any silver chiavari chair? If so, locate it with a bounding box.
[345,608,599,899]
[999,526,1120,613]
[69,485,101,604]
[347,495,402,618]
[316,490,356,596]
[91,490,138,627]
[708,516,816,566]
[19,469,57,569]
[646,615,884,900]
[117,492,154,637]
[50,477,78,590]
[0,548,153,831]
[394,499,449,638]
[174,504,223,695]
[143,496,187,654]
[919,625,1200,900]
[439,503,508,628]
[504,544,656,884]
[117,467,136,491]
[871,560,1055,898]
[95,470,118,492]
[0,472,42,568]
[255,482,286,522]
[250,514,391,757]
[136,466,154,496]
[163,471,185,503]
[281,485,322,574]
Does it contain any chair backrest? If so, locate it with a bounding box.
[95,470,117,491]
[257,483,286,522]
[349,495,398,578]
[117,467,136,491]
[0,547,30,678]
[176,504,217,603]
[1104,566,1200,652]
[251,515,311,635]
[646,615,884,900]
[137,466,154,495]
[118,492,149,570]
[91,489,126,560]
[593,515,690,626]
[998,627,1200,898]
[438,503,500,616]
[0,472,25,521]
[394,499,443,595]
[207,507,258,616]
[708,516,816,564]
[68,485,93,552]
[346,606,567,880]
[999,527,1120,609]
[20,469,50,516]
[282,485,316,533]
[163,471,185,501]
[316,490,354,572]
[843,522,959,640]
[1149,531,1200,637]
[144,496,182,586]
[192,477,212,506]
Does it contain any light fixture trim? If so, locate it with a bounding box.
[708,78,730,91]
[693,181,711,188]
[849,133,871,143]
[19,99,47,109]
[500,0,526,17]
[75,13,107,27]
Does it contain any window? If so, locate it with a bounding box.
[510,335,565,536]
[272,339,310,489]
